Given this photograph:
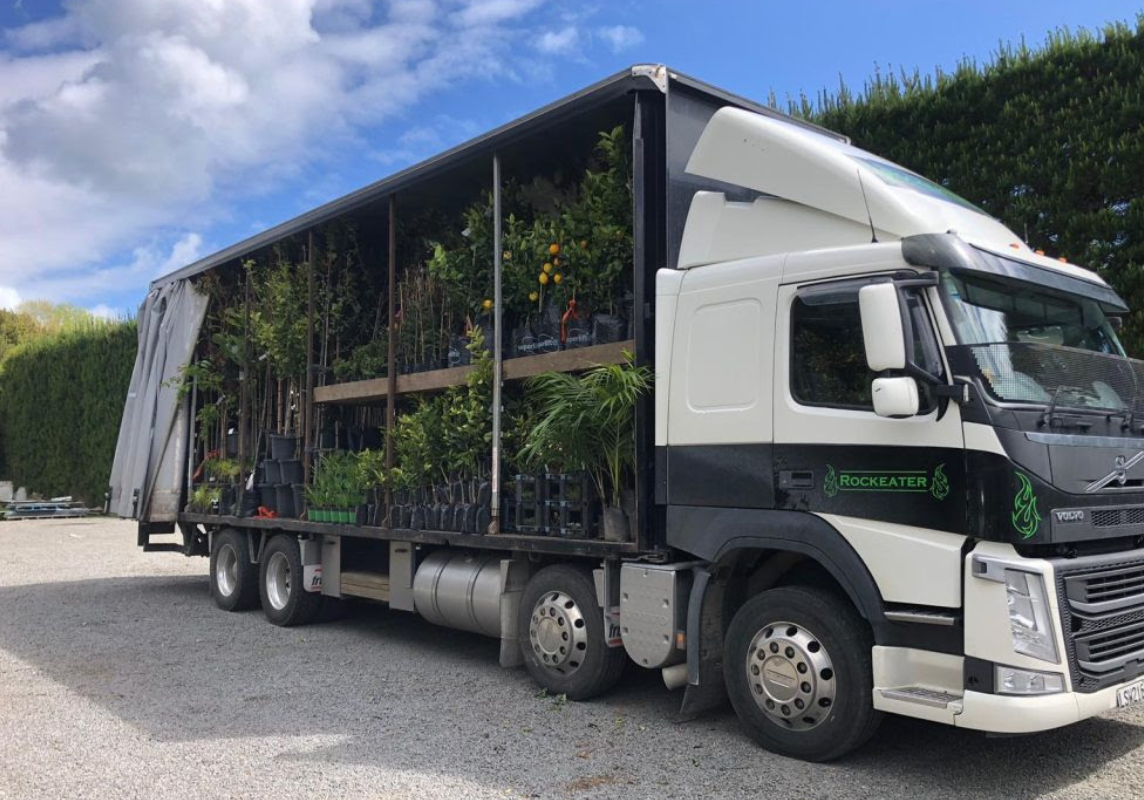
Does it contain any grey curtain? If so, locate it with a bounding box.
[108,279,209,520]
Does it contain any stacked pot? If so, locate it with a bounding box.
[257,433,305,518]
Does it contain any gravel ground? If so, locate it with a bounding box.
[2,518,1144,800]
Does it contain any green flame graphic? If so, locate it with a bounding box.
[1012,472,1041,539]
[931,463,950,500]
[824,464,838,498]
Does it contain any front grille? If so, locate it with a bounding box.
[1092,507,1144,528]
[1056,550,1144,692]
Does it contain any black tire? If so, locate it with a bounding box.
[210,529,259,611]
[259,535,323,627]
[723,586,881,762]
[519,565,625,701]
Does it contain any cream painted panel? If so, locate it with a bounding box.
[677,191,881,269]
[773,280,964,450]
[963,422,1006,456]
[687,299,763,411]
[819,514,965,607]
[654,269,684,447]
[667,254,784,445]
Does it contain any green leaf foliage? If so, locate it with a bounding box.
[520,355,651,507]
[799,18,1144,352]
[0,318,138,504]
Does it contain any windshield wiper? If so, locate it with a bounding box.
[1039,387,1094,431]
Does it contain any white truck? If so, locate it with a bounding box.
[111,66,1144,761]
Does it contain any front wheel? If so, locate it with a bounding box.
[723,586,881,762]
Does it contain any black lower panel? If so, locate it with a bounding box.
[663,443,773,508]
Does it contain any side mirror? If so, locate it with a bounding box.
[858,283,907,371]
[872,376,919,418]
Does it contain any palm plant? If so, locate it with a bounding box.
[519,355,651,508]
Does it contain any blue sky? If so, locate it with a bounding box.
[0,0,1140,316]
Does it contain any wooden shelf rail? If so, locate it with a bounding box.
[314,339,634,405]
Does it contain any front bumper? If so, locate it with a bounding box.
[956,681,1129,733]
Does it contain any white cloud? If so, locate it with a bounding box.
[18,232,204,306]
[0,0,567,305]
[0,286,20,310]
[89,303,116,319]
[535,25,579,55]
[597,24,644,53]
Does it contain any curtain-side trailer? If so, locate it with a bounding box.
[111,65,1144,761]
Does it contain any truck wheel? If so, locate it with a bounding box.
[723,586,881,762]
[210,529,258,611]
[259,535,322,627]
[519,565,625,701]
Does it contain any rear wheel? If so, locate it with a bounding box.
[259,535,322,627]
[723,586,881,762]
[519,565,625,701]
[210,529,258,611]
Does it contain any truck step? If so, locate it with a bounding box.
[879,687,962,708]
[142,543,186,554]
[340,571,390,602]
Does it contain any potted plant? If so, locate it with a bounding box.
[519,355,651,541]
[306,451,366,524]
[188,484,222,514]
[203,456,243,513]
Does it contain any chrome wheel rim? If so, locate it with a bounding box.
[529,590,588,676]
[216,543,238,598]
[266,551,291,611]
[746,620,836,731]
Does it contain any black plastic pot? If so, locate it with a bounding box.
[219,485,236,514]
[410,505,425,531]
[262,459,282,484]
[268,433,298,461]
[257,484,277,512]
[279,459,303,484]
[355,504,369,525]
[238,489,260,517]
[225,430,238,458]
[593,313,625,345]
[276,484,296,518]
[563,314,593,349]
[475,505,491,534]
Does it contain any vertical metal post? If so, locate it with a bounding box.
[490,153,504,533]
[239,268,251,471]
[385,196,397,525]
[304,230,315,483]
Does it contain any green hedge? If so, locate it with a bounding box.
[0,320,137,505]
[801,18,1144,353]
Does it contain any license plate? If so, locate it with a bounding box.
[1116,680,1144,709]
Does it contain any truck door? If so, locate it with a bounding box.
[772,272,967,608]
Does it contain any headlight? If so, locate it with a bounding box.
[995,665,1065,695]
[1004,569,1058,662]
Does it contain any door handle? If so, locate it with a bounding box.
[779,470,814,490]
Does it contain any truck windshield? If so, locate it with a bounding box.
[939,271,1140,412]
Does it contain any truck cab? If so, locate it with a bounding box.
[657,106,1144,759]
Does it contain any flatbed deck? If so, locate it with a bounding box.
[179,512,660,559]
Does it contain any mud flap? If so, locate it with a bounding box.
[680,567,728,720]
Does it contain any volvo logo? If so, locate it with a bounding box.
[1086,451,1144,493]
[1054,510,1085,523]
